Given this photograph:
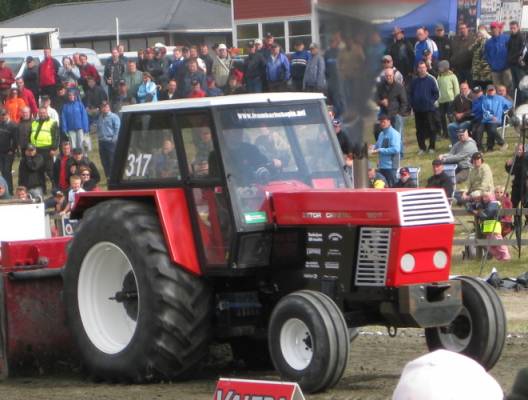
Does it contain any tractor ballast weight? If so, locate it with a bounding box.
[0,94,507,392]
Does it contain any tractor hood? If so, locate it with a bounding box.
[270,188,453,227]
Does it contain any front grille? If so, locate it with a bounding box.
[398,189,453,226]
[355,227,391,287]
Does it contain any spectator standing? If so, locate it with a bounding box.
[137,72,158,103]
[303,43,326,92]
[104,48,126,103]
[507,21,526,101]
[377,55,404,85]
[485,21,512,92]
[260,32,275,59]
[433,24,451,61]
[31,106,60,186]
[168,47,186,82]
[438,128,478,183]
[53,141,73,191]
[22,56,39,101]
[38,48,60,103]
[338,35,366,109]
[426,159,454,197]
[480,84,510,151]
[369,114,401,187]
[83,76,108,122]
[78,53,101,92]
[96,101,120,179]
[18,144,46,199]
[437,60,460,139]
[375,68,408,138]
[17,106,32,152]
[448,82,473,144]
[61,89,89,150]
[189,46,207,74]
[386,27,415,85]
[414,27,438,67]
[147,49,169,86]
[411,61,439,154]
[212,44,233,89]
[111,80,136,112]
[243,41,266,93]
[333,119,351,155]
[4,88,27,123]
[199,44,214,75]
[450,23,476,84]
[290,41,311,91]
[123,60,143,101]
[266,43,291,92]
[16,78,38,116]
[0,58,14,102]
[325,35,345,117]
[54,85,68,117]
[505,143,528,209]
[58,56,81,89]
[41,95,60,127]
[158,79,179,101]
[180,59,206,98]
[0,108,17,194]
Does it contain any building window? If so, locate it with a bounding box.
[129,37,147,51]
[93,40,111,53]
[147,36,165,48]
[262,22,285,49]
[288,20,311,49]
[237,23,258,51]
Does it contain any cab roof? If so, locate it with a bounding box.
[121,92,326,113]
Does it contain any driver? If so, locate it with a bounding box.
[224,130,281,185]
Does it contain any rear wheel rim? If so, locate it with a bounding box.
[280,318,313,370]
[437,307,472,352]
[78,241,139,354]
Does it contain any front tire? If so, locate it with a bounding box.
[425,276,506,370]
[268,291,349,393]
[63,200,212,382]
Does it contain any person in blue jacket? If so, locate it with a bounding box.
[471,85,485,150]
[480,84,510,151]
[410,61,439,154]
[266,43,290,92]
[60,88,89,151]
[414,27,439,67]
[290,41,311,91]
[369,114,401,187]
[484,21,512,93]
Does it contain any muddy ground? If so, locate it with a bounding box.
[0,292,526,400]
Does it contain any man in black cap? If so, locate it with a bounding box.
[0,107,17,194]
[243,40,266,93]
[394,167,415,188]
[22,56,39,101]
[433,23,451,61]
[426,159,454,197]
[260,32,275,59]
[387,27,415,85]
[18,143,46,199]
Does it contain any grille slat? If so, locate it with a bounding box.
[398,190,453,226]
[355,227,391,287]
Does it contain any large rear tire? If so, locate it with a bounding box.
[63,200,212,382]
[425,276,506,370]
[268,290,349,393]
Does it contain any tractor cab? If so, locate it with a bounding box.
[109,93,349,271]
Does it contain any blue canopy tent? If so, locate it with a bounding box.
[378,0,458,37]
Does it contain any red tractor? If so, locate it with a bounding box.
[0,93,505,393]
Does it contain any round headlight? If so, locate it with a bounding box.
[400,253,415,273]
[433,250,448,269]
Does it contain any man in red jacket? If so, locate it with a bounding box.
[79,53,100,92]
[16,77,38,116]
[0,58,14,102]
[38,48,61,103]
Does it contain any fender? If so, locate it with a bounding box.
[72,189,201,276]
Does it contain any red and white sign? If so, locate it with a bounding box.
[214,378,305,400]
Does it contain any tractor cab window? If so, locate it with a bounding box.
[216,102,347,227]
[122,112,180,182]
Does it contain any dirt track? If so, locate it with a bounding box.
[0,331,524,400]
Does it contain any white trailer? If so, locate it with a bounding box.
[0,27,60,53]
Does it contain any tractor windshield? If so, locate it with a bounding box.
[216,101,349,226]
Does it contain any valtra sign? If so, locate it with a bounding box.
[214,378,305,400]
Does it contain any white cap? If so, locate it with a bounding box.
[218,43,227,50]
[254,39,263,45]
[154,42,166,48]
[392,350,503,400]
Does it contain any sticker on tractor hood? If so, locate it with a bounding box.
[243,211,268,224]
[237,109,307,120]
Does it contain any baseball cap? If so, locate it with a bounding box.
[26,56,34,63]
[254,39,263,45]
[435,23,445,30]
[432,159,443,166]
[332,118,341,126]
[378,114,391,121]
[247,40,255,48]
[309,43,319,49]
[400,167,410,175]
[72,147,83,155]
[265,32,273,38]
[487,84,496,91]
[217,43,227,50]
[52,189,64,197]
[472,85,483,93]
[490,21,502,29]
[393,350,503,400]
[118,79,127,86]
[457,128,468,135]
[382,55,393,62]
[26,143,36,150]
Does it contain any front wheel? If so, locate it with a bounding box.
[63,200,212,382]
[268,291,349,393]
[425,276,506,370]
